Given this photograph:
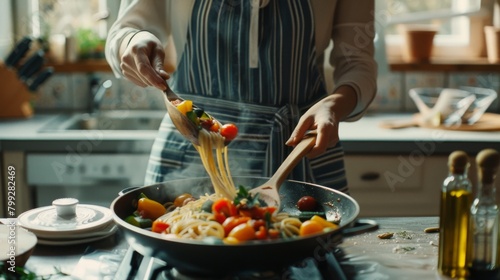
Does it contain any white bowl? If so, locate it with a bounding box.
[0,224,37,267]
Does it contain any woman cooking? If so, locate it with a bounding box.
[105,0,377,193]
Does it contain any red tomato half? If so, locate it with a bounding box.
[220,123,238,141]
[240,206,277,220]
[212,198,238,223]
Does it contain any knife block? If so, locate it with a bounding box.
[0,62,34,118]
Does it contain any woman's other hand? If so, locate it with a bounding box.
[120,31,169,90]
[286,85,357,158]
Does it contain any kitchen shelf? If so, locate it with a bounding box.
[46,59,111,73]
[389,57,500,72]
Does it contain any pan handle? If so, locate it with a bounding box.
[118,186,140,196]
[342,219,379,237]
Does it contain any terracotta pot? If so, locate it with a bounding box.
[484,26,500,63]
[399,24,438,63]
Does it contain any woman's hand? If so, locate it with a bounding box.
[119,31,169,90]
[286,86,357,158]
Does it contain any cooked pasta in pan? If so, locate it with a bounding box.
[124,99,339,243]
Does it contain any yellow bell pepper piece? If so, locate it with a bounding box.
[310,215,339,229]
[137,197,167,220]
[176,100,193,115]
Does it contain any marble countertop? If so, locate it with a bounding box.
[20,216,475,280]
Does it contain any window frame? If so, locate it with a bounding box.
[382,0,495,60]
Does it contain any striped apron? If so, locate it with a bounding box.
[145,0,347,192]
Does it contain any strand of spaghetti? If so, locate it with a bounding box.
[278,218,302,237]
[194,132,223,196]
[201,132,224,195]
[223,146,236,193]
[214,134,235,198]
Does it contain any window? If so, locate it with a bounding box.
[13,0,119,61]
[378,0,495,59]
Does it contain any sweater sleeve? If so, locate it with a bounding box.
[329,0,377,122]
[105,0,170,78]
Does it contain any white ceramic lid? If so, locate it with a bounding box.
[18,203,113,237]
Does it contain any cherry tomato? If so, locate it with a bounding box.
[200,119,213,130]
[209,121,220,132]
[173,193,193,208]
[299,220,324,236]
[267,228,280,239]
[239,206,277,219]
[297,196,318,211]
[212,198,238,223]
[228,223,256,242]
[248,219,266,231]
[220,123,238,141]
[222,216,251,236]
[255,225,267,240]
[151,220,170,233]
[137,198,167,220]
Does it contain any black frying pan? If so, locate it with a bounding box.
[111,176,362,276]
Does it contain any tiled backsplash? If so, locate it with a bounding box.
[34,72,166,112]
[33,71,500,114]
[370,71,500,114]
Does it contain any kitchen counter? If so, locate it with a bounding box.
[19,216,492,280]
[2,112,499,217]
[0,113,159,153]
[1,112,499,153]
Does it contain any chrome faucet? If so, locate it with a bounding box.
[89,78,112,114]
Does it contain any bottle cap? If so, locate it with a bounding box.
[476,148,500,184]
[448,150,469,174]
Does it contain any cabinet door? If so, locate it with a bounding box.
[345,155,448,217]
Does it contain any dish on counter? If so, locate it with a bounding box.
[18,203,113,238]
[36,225,117,246]
[0,224,37,266]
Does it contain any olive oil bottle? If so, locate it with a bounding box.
[469,149,499,279]
[438,151,473,279]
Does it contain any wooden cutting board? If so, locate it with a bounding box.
[379,113,500,131]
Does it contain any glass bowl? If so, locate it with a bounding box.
[458,87,497,125]
[409,87,476,126]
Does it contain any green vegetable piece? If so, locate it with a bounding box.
[201,200,214,213]
[139,192,148,199]
[193,108,205,117]
[186,111,200,126]
[199,112,211,121]
[234,185,260,207]
[296,211,326,221]
[124,215,152,228]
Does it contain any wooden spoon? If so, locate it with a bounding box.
[249,131,317,209]
[162,86,201,145]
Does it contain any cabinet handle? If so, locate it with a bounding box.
[360,172,380,181]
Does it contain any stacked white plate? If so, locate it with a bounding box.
[18,200,117,246]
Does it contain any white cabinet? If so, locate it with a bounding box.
[345,154,500,217]
[345,155,448,217]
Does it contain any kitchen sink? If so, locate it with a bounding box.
[40,110,166,132]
